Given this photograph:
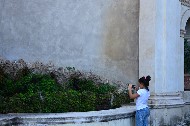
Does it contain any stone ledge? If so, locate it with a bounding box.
[149,104,185,109]
[0,105,135,125]
[185,102,190,105]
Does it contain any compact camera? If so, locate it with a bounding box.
[132,85,136,89]
[128,84,136,89]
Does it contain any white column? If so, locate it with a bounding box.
[139,0,184,107]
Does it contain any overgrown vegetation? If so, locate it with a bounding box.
[184,39,190,74]
[0,60,130,113]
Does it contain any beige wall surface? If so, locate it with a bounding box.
[0,0,139,84]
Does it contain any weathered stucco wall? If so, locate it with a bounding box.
[0,0,139,84]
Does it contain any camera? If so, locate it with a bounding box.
[128,84,136,89]
[132,85,136,89]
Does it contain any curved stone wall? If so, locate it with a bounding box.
[0,106,135,126]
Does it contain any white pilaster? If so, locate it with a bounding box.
[139,0,184,106]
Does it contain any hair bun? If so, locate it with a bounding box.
[146,75,151,82]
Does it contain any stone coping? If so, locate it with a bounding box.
[0,105,135,125]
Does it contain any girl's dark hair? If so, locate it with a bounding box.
[138,75,151,91]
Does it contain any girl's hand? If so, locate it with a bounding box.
[135,85,139,91]
[128,84,132,90]
[128,84,140,99]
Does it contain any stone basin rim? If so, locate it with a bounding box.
[0,105,136,124]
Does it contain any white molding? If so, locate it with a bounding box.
[180,0,190,7]
[148,92,185,109]
[180,29,186,38]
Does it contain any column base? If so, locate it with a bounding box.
[148,92,189,126]
[148,92,185,109]
[183,91,190,105]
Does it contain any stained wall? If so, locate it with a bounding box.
[0,0,139,83]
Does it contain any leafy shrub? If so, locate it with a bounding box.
[111,90,130,108]
[0,65,130,113]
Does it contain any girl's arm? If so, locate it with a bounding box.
[128,84,139,99]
